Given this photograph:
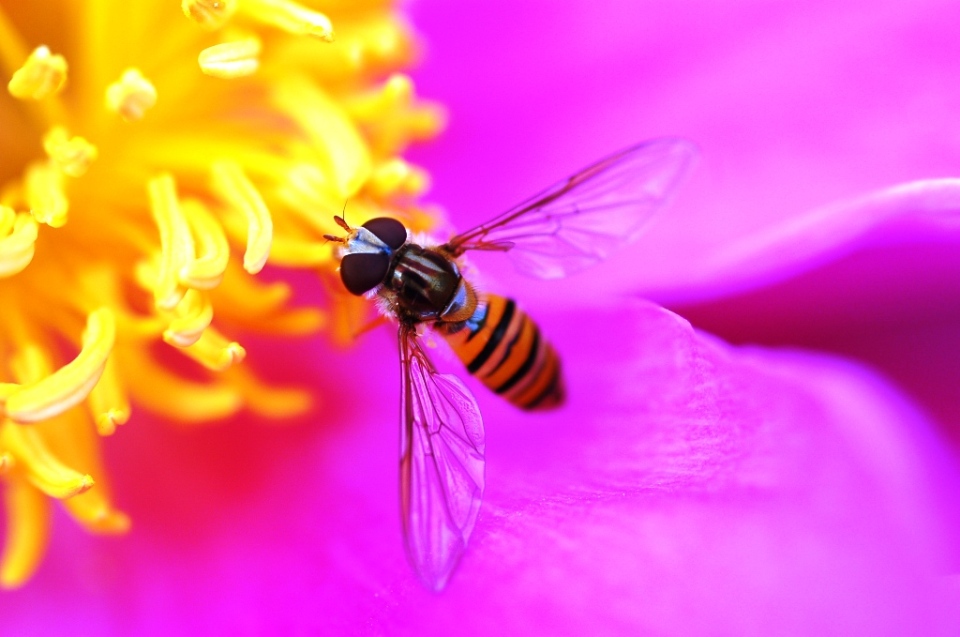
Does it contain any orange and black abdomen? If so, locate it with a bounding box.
[443,294,564,410]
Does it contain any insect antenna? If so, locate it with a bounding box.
[325,200,352,242]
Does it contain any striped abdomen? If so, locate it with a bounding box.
[441,294,564,410]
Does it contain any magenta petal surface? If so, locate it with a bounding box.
[4,303,958,635]
[406,0,960,444]
[407,0,960,301]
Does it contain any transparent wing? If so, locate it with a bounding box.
[399,324,485,591]
[444,137,698,279]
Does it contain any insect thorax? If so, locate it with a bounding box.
[385,244,477,323]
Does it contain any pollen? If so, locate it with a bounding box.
[241,0,334,42]
[43,127,98,178]
[7,46,67,100]
[4,309,115,425]
[0,0,443,588]
[182,0,238,30]
[105,69,157,121]
[0,207,38,278]
[198,37,262,78]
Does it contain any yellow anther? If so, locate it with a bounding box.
[0,425,95,499]
[43,127,98,177]
[198,37,261,78]
[273,77,372,197]
[7,46,67,100]
[181,0,238,29]
[162,289,214,347]
[210,161,273,274]
[367,159,430,198]
[24,160,68,228]
[105,68,157,121]
[182,328,246,371]
[241,0,334,41]
[63,491,131,534]
[5,309,116,424]
[88,357,130,436]
[180,199,229,290]
[147,174,193,310]
[0,207,38,277]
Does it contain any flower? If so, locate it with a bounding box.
[0,0,442,587]
[5,1,960,636]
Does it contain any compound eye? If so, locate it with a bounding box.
[340,252,390,295]
[362,217,407,250]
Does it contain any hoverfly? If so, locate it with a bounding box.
[325,138,697,591]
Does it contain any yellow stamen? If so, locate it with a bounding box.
[180,199,230,290]
[5,309,116,424]
[42,127,99,178]
[0,207,39,277]
[147,173,193,310]
[7,46,67,100]
[0,5,30,79]
[24,161,68,228]
[120,347,243,423]
[87,357,130,436]
[0,424,95,499]
[0,479,49,589]
[348,73,413,119]
[210,161,273,274]
[224,365,312,418]
[367,158,430,198]
[272,76,371,197]
[63,488,131,534]
[198,37,261,78]
[105,68,157,122]
[9,341,53,386]
[181,328,245,371]
[209,260,326,334]
[163,289,214,347]
[241,0,334,41]
[345,73,446,154]
[257,233,329,267]
[0,0,444,588]
[182,0,238,30]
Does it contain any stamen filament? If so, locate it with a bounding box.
[121,347,243,423]
[0,424,95,499]
[0,479,49,589]
[0,5,29,78]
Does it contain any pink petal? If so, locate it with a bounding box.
[5,303,958,634]
[406,0,960,444]
[406,0,960,297]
